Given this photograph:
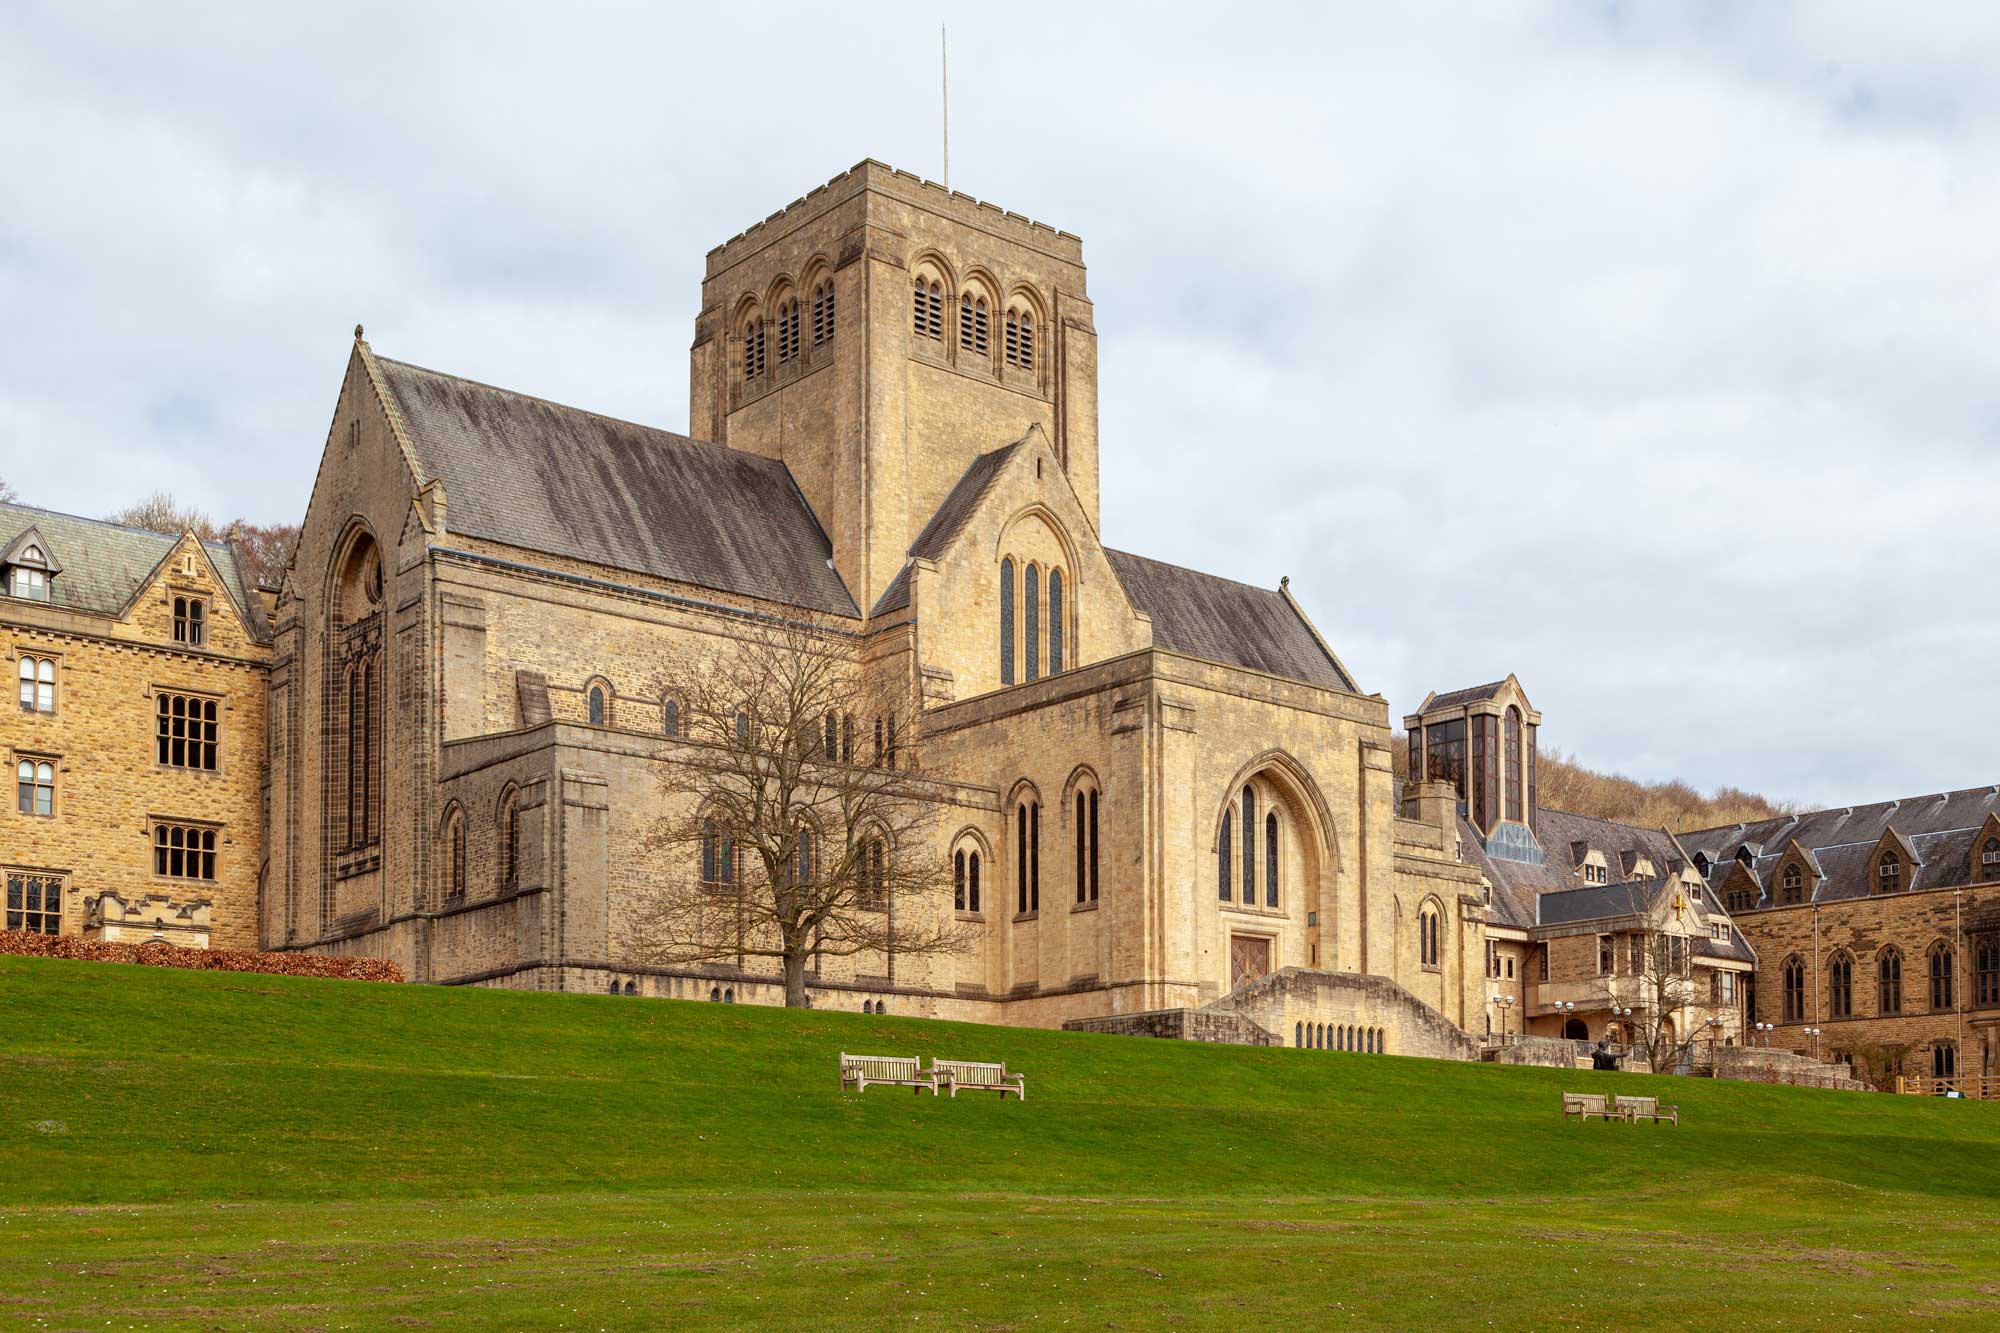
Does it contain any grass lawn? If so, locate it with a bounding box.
[2,955,1996,1329]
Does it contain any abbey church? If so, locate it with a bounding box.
[6,160,1997,1082]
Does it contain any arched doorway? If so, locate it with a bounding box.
[1562,1017,1588,1040]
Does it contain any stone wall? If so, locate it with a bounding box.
[1203,966,1484,1060]
[1062,1007,1278,1046]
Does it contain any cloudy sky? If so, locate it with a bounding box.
[3,3,1995,806]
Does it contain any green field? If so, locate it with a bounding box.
[2,956,1997,1330]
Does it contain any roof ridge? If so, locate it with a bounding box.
[1102,547,1282,596]
[1680,784,1999,841]
[0,500,239,552]
[376,355,758,464]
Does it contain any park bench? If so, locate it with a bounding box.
[1614,1094,1678,1126]
[839,1052,944,1096]
[1561,1091,1619,1122]
[930,1058,1026,1100]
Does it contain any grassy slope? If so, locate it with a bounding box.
[2,955,1997,1330]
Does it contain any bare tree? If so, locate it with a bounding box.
[1592,882,1716,1072]
[107,491,219,538]
[634,615,971,1007]
[0,475,17,504]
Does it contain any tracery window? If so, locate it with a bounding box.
[1827,951,1853,1019]
[173,596,205,646]
[5,871,60,934]
[156,692,219,770]
[18,656,54,713]
[1878,946,1903,1015]
[954,846,984,914]
[913,277,944,340]
[1933,1042,1957,1080]
[1979,936,2000,1007]
[1877,851,1903,894]
[16,758,53,816]
[1781,863,1804,904]
[701,819,735,888]
[1931,943,1956,1011]
[999,558,1015,685]
[1781,956,1805,1022]
[858,836,888,911]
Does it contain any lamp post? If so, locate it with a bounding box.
[1611,1005,1633,1050]
[1753,1021,1771,1048]
[1496,994,1515,1042]
[1554,999,1577,1043]
[1806,1026,1823,1061]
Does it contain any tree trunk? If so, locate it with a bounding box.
[783,946,809,1008]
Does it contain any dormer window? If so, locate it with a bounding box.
[1780,863,1803,904]
[1982,839,2000,882]
[1877,851,1903,894]
[1580,859,1607,885]
[8,544,49,600]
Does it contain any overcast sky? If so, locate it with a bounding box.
[3,3,1995,808]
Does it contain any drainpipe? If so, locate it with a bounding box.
[1812,904,1821,1046]
[1957,888,1965,1078]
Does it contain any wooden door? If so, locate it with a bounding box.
[1230,935,1271,990]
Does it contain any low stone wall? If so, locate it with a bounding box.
[1063,1008,1278,1045]
[1707,1046,1871,1092]
[1207,968,1483,1060]
[1486,1036,1593,1070]
[0,931,406,982]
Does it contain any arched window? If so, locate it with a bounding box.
[701,819,734,888]
[999,558,1015,685]
[8,544,50,601]
[1294,1022,1303,1048]
[1503,707,1523,823]
[18,656,54,713]
[663,698,680,738]
[1048,569,1064,674]
[967,849,981,913]
[1978,935,2000,1007]
[735,711,751,746]
[1005,304,1035,369]
[587,684,607,726]
[440,806,466,902]
[955,848,985,913]
[497,788,520,890]
[958,291,989,356]
[1217,808,1232,902]
[1878,851,1903,893]
[1933,1042,1957,1080]
[788,824,817,887]
[1781,863,1804,904]
[811,278,836,348]
[1024,565,1039,683]
[913,276,943,340]
[5,871,60,933]
[1879,946,1903,1015]
[776,295,800,365]
[1982,839,2000,882]
[859,835,888,910]
[709,986,721,1003]
[1015,799,1040,914]
[173,595,205,646]
[1265,810,1279,908]
[1074,787,1099,905]
[1418,900,1441,968]
[1930,943,1955,1011]
[1782,955,1806,1022]
[16,759,54,816]
[842,713,855,763]
[741,315,767,380]
[1827,951,1853,1019]
[1241,786,1257,901]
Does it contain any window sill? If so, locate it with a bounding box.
[1012,911,1038,924]
[1071,900,1099,914]
[954,911,985,922]
[1221,903,1286,919]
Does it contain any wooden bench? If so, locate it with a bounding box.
[931,1058,1026,1100]
[839,1052,944,1096]
[1614,1094,1678,1126]
[1562,1091,1619,1122]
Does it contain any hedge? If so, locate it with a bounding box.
[0,931,405,982]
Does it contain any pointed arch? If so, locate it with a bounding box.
[496,783,521,891]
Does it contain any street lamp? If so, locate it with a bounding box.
[1806,1026,1823,1060]
[1496,994,1515,1041]
[1610,1005,1633,1049]
[1753,1021,1773,1048]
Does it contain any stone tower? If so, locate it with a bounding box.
[690,160,1099,612]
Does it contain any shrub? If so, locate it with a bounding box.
[0,931,404,982]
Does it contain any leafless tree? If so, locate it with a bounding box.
[0,475,17,504]
[107,491,219,538]
[1591,882,1715,1072]
[634,614,971,1007]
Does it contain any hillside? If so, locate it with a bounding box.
[2,956,1996,1329]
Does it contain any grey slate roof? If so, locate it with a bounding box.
[1105,550,1357,692]
[1421,681,1507,712]
[1537,878,1674,926]
[374,356,859,618]
[1682,787,2000,907]
[0,502,254,625]
[870,442,1022,618]
[1535,808,1683,882]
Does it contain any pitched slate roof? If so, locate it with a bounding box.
[1682,786,2000,907]
[870,442,1022,619]
[373,356,859,618]
[1421,681,1507,712]
[1105,550,1357,692]
[1535,808,1683,882]
[0,502,254,624]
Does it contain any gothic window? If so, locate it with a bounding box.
[823,712,839,761]
[5,871,60,934]
[1265,810,1279,908]
[1503,707,1523,823]
[1024,565,1040,683]
[1419,901,1442,968]
[18,656,54,713]
[440,806,466,902]
[498,788,520,890]
[913,277,943,340]
[153,822,216,880]
[663,698,680,738]
[1015,800,1040,914]
[1982,839,2000,882]
[858,836,887,911]
[842,713,855,763]
[735,711,751,746]
[776,296,801,364]
[16,759,52,816]
[1979,936,2000,1007]
[1877,851,1903,893]
[811,279,836,347]
[959,292,989,356]
[156,692,219,770]
[1217,807,1232,902]
[1005,305,1035,369]
[966,848,981,913]
[1598,934,1614,976]
[587,685,606,726]
[1879,946,1903,1015]
[789,825,817,886]
[701,819,734,888]
[999,558,1015,685]
[1074,786,1100,905]
[1781,956,1806,1023]
[173,596,205,646]
[1048,569,1064,674]
[1781,863,1804,904]
[1827,951,1853,1019]
[1725,887,1754,913]
[742,316,766,380]
[1933,1042,1958,1080]
[1931,943,1956,1011]
[1241,786,1257,901]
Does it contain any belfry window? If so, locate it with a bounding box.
[812,279,836,347]
[914,278,943,340]
[776,297,800,365]
[959,293,989,356]
[1005,305,1035,369]
[742,317,767,380]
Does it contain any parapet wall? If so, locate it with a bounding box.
[1207,967,1484,1061]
